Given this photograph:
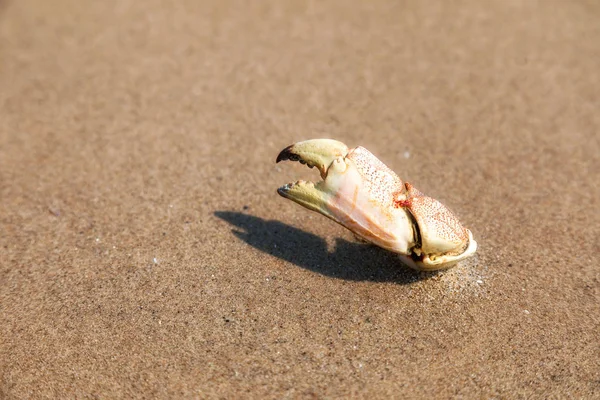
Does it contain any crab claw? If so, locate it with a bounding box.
[276,139,477,271]
[276,139,416,261]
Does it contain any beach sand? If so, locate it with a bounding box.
[1,0,599,398]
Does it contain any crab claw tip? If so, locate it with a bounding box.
[275,139,349,179]
[276,144,297,163]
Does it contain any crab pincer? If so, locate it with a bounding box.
[276,139,477,271]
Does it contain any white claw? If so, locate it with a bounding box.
[276,139,477,271]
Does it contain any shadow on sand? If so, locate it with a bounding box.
[215,211,436,284]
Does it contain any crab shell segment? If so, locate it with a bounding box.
[276,139,477,271]
[394,182,478,269]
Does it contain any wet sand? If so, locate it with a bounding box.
[1,0,599,398]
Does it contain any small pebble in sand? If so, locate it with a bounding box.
[403,151,410,159]
[524,310,530,314]
[153,257,158,264]
[476,279,483,284]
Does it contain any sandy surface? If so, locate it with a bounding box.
[1,0,599,398]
